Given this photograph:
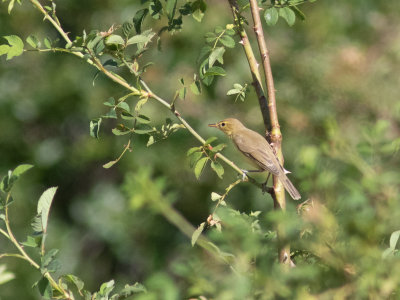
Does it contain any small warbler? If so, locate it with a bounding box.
[208,118,301,200]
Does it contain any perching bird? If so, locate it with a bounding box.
[208,118,301,200]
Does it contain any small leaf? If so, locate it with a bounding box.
[189,151,203,168]
[105,35,125,46]
[90,118,102,139]
[1,35,24,60]
[43,37,52,49]
[103,160,118,169]
[205,137,218,144]
[135,97,148,112]
[12,164,33,177]
[219,35,235,48]
[41,249,59,273]
[187,147,201,156]
[227,88,241,95]
[264,7,279,26]
[62,274,84,293]
[116,101,130,112]
[133,8,149,34]
[209,47,225,67]
[37,187,57,234]
[166,0,177,20]
[390,230,400,250]
[26,35,40,48]
[0,265,15,285]
[190,78,201,95]
[119,283,147,296]
[210,143,226,152]
[204,66,226,77]
[191,222,205,246]
[37,277,52,299]
[194,157,208,179]
[99,280,115,297]
[279,7,296,26]
[136,114,151,124]
[211,161,224,178]
[211,192,222,201]
[192,9,204,22]
[22,236,40,248]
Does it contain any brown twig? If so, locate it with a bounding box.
[227,0,270,131]
[248,0,291,265]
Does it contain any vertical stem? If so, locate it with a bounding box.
[227,0,270,131]
[248,0,291,265]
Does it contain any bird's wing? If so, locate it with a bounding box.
[233,131,281,175]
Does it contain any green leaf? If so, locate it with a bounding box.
[190,77,201,95]
[134,124,155,134]
[264,7,279,26]
[136,114,151,124]
[209,47,225,67]
[0,45,10,57]
[119,283,147,296]
[103,97,116,107]
[227,88,241,95]
[13,164,34,177]
[102,108,117,119]
[210,143,226,152]
[127,30,155,46]
[116,101,130,112]
[211,161,224,178]
[1,35,24,60]
[37,187,57,234]
[205,136,218,144]
[0,265,15,285]
[390,230,400,250]
[133,8,149,34]
[90,118,102,139]
[22,235,41,248]
[189,151,203,168]
[37,277,52,299]
[105,35,125,46]
[191,222,205,246]
[192,9,204,22]
[187,147,202,156]
[211,192,222,201]
[166,0,177,20]
[204,66,226,77]
[135,97,148,112]
[279,7,296,26]
[219,35,235,48]
[41,249,59,273]
[292,5,306,21]
[112,125,131,136]
[62,274,84,293]
[31,215,43,233]
[26,35,40,48]
[43,37,52,49]
[205,32,217,43]
[99,280,115,297]
[194,157,208,179]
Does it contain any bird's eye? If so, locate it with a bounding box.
[221,122,226,127]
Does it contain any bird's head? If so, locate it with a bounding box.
[208,118,244,137]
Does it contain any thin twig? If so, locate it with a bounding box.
[227,0,270,131]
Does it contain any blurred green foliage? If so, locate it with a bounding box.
[1,0,400,299]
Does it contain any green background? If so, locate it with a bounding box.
[1,0,400,299]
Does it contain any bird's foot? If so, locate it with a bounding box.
[241,169,248,181]
[261,182,274,194]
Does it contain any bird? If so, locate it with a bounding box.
[208,118,301,200]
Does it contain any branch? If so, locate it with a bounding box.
[227,0,270,131]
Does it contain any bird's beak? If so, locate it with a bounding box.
[208,123,218,128]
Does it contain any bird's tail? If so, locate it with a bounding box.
[279,175,301,200]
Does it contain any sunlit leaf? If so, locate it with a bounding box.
[191,222,205,246]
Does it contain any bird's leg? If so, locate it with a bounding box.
[240,169,264,181]
[262,172,272,194]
